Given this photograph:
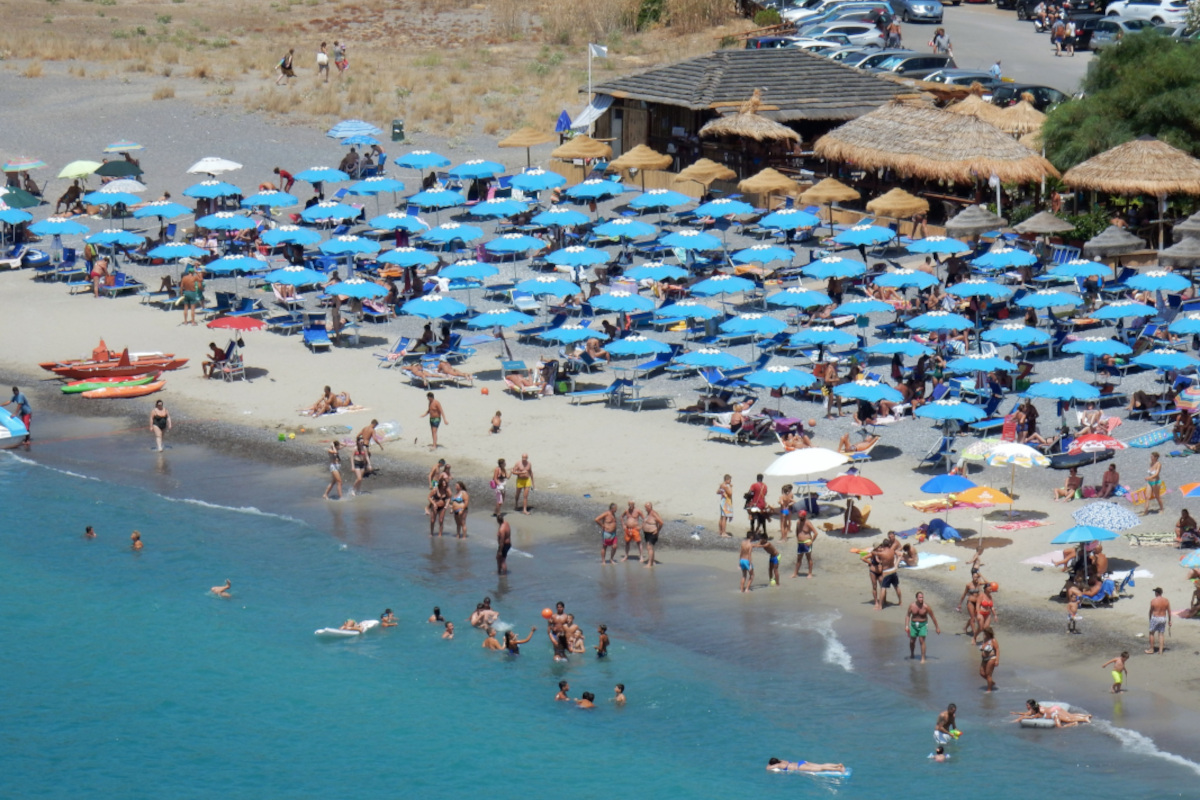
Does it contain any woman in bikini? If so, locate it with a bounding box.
[766,758,846,774]
[503,627,537,655]
[492,458,508,516]
[1144,451,1164,515]
[1011,699,1091,727]
[450,480,470,539]
[978,626,999,693]
[428,478,450,537]
[778,485,795,540]
[958,572,985,637]
[351,435,369,496]
[324,441,343,501]
[975,584,997,641]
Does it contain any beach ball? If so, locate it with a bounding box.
[540,608,552,619]
[989,582,999,593]
[481,387,489,395]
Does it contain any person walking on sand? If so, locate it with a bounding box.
[905,591,941,663]
[495,513,512,575]
[179,267,202,326]
[642,501,663,568]
[717,474,734,537]
[596,504,619,565]
[1143,452,1164,516]
[621,501,645,563]
[1102,651,1129,693]
[739,531,761,593]
[793,510,819,578]
[421,392,447,450]
[316,41,329,83]
[324,441,343,500]
[511,453,534,514]
[492,458,508,515]
[333,40,348,75]
[149,400,171,452]
[1146,587,1171,654]
[276,48,296,85]
[3,386,32,446]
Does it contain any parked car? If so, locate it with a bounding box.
[923,68,1002,89]
[745,34,854,48]
[1061,13,1107,48]
[782,0,867,22]
[854,47,915,69]
[1105,0,1189,24]
[1001,0,1099,13]
[1088,15,1156,48]
[818,3,895,25]
[862,52,957,77]
[889,0,945,22]
[991,83,1069,109]
[798,21,887,46]
[823,46,874,63]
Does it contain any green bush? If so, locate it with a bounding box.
[637,0,663,29]
[1063,209,1110,242]
[754,8,782,26]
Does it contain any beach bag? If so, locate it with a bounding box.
[489,479,497,490]
[317,52,329,66]
[104,275,116,287]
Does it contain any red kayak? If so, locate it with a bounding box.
[52,348,187,380]
[41,340,178,374]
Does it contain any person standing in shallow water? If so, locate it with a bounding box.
[495,513,512,576]
[149,400,171,452]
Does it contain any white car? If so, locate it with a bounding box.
[798,22,887,47]
[1104,0,1190,24]
[783,0,867,23]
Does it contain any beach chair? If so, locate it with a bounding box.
[1114,569,1136,598]
[1078,578,1117,608]
[511,290,541,314]
[303,323,333,352]
[272,283,306,310]
[265,311,304,335]
[219,349,248,382]
[0,244,27,270]
[706,425,746,445]
[101,272,144,298]
[226,297,266,318]
[623,384,675,412]
[918,436,957,471]
[567,378,632,406]
[846,438,880,464]
[375,336,412,367]
[436,333,476,364]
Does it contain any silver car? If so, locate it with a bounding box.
[889,0,944,22]
[798,22,887,47]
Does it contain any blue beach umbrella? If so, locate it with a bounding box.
[468,198,529,219]
[205,254,263,274]
[983,324,1051,347]
[566,179,626,201]
[1126,270,1191,293]
[1026,377,1101,402]
[971,247,1037,269]
[485,233,545,255]
[1072,501,1140,532]
[607,335,672,357]
[594,218,657,240]
[945,354,1017,373]
[744,365,817,391]
[914,399,986,422]
[1050,525,1120,545]
[0,208,33,225]
[241,190,298,208]
[675,349,746,370]
[348,177,405,196]
[661,229,722,251]
[402,293,468,318]
[379,247,438,268]
[85,229,144,247]
[694,198,755,218]
[148,242,208,260]
[907,236,970,255]
[448,160,505,180]
[261,225,322,247]
[1092,300,1157,320]
[295,167,350,184]
[30,217,89,236]
[546,245,611,269]
[300,202,360,223]
[864,339,933,357]
[102,140,144,153]
[690,274,755,297]
[875,269,937,289]
[947,279,1012,300]
[789,326,858,347]
[319,235,380,256]
[1169,313,1200,335]
[767,287,833,309]
[532,207,588,227]
[183,180,241,199]
[803,256,866,281]
[340,134,381,146]
[515,276,579,298]
[132,201,191,220]
[732,244,794,265]
[720,313,788,336]
[907,310,975,331]
[921,473,977,494]
[196,212,255,231]
[421,223,483,246]
[655,301,719,320]
[466,309,536,330]
[82,191,140,207]
[591,291,654,313]
[759,208,820,231]
[263,266,326,286]
[1132,348,1200,371]
[441,261,500,282]
[326,278,388,299]
[326,119,382,139]
[833,224,894,247]
[1062,337,1133,357]
[408,189,466,210]
[834,380,903,403]
[629,189,692,211]
[1016,290,1084,309]
[539,325,606,343]
[835,299,892,315]
[626,262,688,282]
[370,212,429,233]
[395,150,451,170]
[509,169,566,193]
[1050,259,1110,279]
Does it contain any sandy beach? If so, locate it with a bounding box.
[3,48,1200,774]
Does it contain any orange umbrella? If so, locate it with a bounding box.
[955,485,1014,536]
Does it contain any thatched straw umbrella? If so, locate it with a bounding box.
[1014,210,1072,235]
[738,167,801,208]
[1173,210,1200,242]
[995,97,1046,137]
[1019,129,1043,151]
[498,127,557,167]
[698,89,801,143]
[607,144,672,190]
[552,135,612,161]
[1082,225,1144,259]
[1062,136,1200,197]
[800,177,860,234]
[945,205,1006,238]
[945,94,1006,127]
[1159,236,1200,268]
[814,102,1057,185]
[674,158,737,189]
[866,187,929,219]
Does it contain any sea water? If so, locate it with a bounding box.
[2,451,1196,800]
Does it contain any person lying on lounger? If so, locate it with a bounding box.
[505,372,541,390]
[838,433,880,454]
[436,361,471,380]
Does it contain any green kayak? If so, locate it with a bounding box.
[61,373,159,394]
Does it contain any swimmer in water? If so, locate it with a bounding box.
[595,624,609,657]
[210,579,231,598]
[381,609,398,627]
[575,692,596,709]
[766,758,847,774]
[442,622,454,640]
[428,606,444,624]
[482,628,503,650]
[130,530,143,551]
[503,626,537,655]
[340,619,365,632]
[613,684,626,706]
[85,526,96,539]
[931,746,949,763]
[555,681,571,701]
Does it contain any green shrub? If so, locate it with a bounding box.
[753,8,781,26]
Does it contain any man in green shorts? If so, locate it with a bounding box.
[179,266,203,326]
[904,591,941,664]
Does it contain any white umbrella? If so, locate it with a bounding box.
[764,447,850,514]
[103,179,146,194]
[187,157,243,175]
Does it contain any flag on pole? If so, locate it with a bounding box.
[555,110,572,133]
[588,43,608,59]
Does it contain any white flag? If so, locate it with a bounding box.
[588,43,608,59]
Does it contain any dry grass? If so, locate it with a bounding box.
[152,84,176,100]
[22,61,44,78]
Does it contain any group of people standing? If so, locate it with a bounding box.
[594,501,664,566]
[276,41,348,86]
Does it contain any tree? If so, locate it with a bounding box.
[1042,31,1200,170]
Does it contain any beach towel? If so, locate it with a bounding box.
[992,520,1048,531]
[1022,550,1062,566]
[298,405,368,417]
[902,552,958,570]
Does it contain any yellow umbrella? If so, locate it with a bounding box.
[955,485,1015,537]
[58,160,103,179]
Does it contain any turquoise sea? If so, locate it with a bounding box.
[2,433,1197,799]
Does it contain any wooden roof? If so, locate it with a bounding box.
[592,48,906,122]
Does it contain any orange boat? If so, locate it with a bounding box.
[41,339,180,374]
[53,349,187,380]
[82,380,166,399]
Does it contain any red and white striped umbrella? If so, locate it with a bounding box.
[1067,434,1127,455]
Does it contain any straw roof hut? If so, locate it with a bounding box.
[945,205,1006,237]
[699,90,801,142]
[866,187,929,219]
[945,94,1005,127]
[800,177,860,206]
[674,158,737,187]
[1062,136,1200,196]
[738,167,802,197]
[1019,129,1043,151]
[1014,210,1072,235]
[608,144,673,172]
[995,97,1046,136]
[1160,236,1200,267]
[1174,210,1200,242]
[1082,225,1145,258]
[814,102,1058,185]
[551,135,612,160]
[498,127,557,167]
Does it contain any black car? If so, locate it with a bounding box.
[1000,0,1099,15]
[991,83,1069,110]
